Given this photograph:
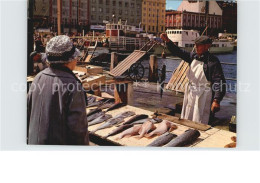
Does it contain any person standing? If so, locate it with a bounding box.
[27,35,89,145]
[160,34,226,125]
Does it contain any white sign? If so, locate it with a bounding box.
[90,25,106,30]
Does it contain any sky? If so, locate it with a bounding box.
[166,0,182,10]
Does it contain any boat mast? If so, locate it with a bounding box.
[205,1,209,36]
[57,0,61,35]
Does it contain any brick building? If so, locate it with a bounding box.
[165,0,225,36]
[33,0,90,33]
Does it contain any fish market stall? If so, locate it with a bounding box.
[86,97,236,148]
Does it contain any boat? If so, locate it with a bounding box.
[165,29,234,54]
[105,21,150,52]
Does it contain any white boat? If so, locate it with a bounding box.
[165,29,234,54]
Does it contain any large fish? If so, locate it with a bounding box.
[165,129,200,147]
[104,124,133,138]
[87,112,105,122]
[106,103,125,112]
[147,132,177,147]
[91,111,136,133]
[87,96,97,105]
[88,114,113,126]
[116,125,143,139]
[146,120,178,138]
[87,98,114,108]
[131,118,162,125]
[122,114,149,125]
[86,108,102,117]
[135,121,156,139]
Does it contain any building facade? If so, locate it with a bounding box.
[165,0,223,36]
[33,0,90,33]
[141,0,166,34]
[89,0,142,27]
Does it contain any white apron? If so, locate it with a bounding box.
[181,59,212,124]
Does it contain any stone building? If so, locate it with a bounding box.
[89,0,142,27]
[141,0,166,34]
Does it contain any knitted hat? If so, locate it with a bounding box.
[46,35,80,63]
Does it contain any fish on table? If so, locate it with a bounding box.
[122,114,149,125]
[106,103,125,112]
[135,121,156,139]
[147,132,177,147]
[86,108,102,117]
[87,111,105,122]
[88,114,113,126]
[131,118,162,125]
[104,124,133,138]
[87,98,115,108]
[165,129,201,147]
[146,120,178,138]
[91,111,136,133]
[116,125,143,139]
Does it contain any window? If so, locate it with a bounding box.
[99,0,103,4]
[106,0,110,5]
[113,1,116,6]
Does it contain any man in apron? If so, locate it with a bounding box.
[160,34,226,125]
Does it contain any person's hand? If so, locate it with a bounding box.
[211,99,220,113]
[160,33,170,43]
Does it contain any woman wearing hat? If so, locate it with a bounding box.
[27,35,89,145]
[160,34,226,125]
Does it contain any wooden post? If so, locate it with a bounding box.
[110,52,118,71]
[149,55,158,82]
[57,0,61,35]
[114,82,133,105]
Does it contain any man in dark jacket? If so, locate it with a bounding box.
[160,34,226,125]
[27,35,89,145]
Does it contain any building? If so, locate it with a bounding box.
[217,1,237,33]
[33,0,90,33]
[165,1,223,36]
[89,0,142,27]
[142,0,166,34]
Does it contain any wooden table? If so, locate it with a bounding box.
[87,105,236,148]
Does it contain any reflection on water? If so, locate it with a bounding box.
[142,50,237,93]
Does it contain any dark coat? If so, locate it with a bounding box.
[27,67,89,145]
[166,41,226,101]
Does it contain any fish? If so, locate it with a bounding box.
[87,96,96,105]
[86,108,102,117]
[131,118,162,125]
[116,125,143,139]
[88,114,113,126]
[91,111,136,133]
[122,114,149,125]
[165,129,201,147]
[146,120,178,138]
[87,98,115,108]
[104,124,134,138]
[113,111,136,118]
[147,132,177,147]
[135,121,156,139]
[106,103,126,112]
[87,112,105,122]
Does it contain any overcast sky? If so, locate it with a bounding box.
[166,0,182,10]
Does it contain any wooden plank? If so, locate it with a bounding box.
[154,113,211,131]
[194,130,236,148]
[165,61,184,89]
[172,62,189,90]
[175,64,189,91]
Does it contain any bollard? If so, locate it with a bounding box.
[149,55,158,82]
[114,82,133,105]
[110,52,118,71]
